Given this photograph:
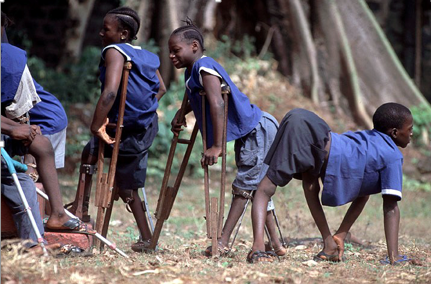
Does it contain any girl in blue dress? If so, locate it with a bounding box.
[168,21,285,256]
[75,6,166,252]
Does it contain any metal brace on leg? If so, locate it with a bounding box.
[66,163,97,222]
[267,198,287,248]
[119,189,135,213]
[229,187,254,250]
[80,164,97,218]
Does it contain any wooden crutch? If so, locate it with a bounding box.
[149,92,199,250]
[201,86,230,257]
[94,62,132,250]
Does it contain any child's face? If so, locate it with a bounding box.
[392,115,414,148]
[99,15,123,47]
[168,35,199,70]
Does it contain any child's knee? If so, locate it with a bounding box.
[118,189,134,204]
[29,135,54,157]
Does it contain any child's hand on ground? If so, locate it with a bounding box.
[94,118,115,144]
[171,109,187,136]
[201,146,222,166]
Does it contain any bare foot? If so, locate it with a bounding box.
[333,234,344,261]
[45,215,80,230]
[273,245,287,256]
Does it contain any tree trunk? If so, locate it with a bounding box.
[60,0,95,66]
[125,0,155,43]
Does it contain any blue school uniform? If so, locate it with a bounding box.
[185,56,262,147]
[28,80,68,135]
[322,129,403,206]
[88,43,160,189]
[1,43,27,104]
[99,43,160,131]
[1,43,67,135]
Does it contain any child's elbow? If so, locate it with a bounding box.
[382,195,399,213]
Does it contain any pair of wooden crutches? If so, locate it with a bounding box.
[150,87,230,257]
[93,62,153,252]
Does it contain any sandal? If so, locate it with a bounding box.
[380,255,412,265]
[44,218,95,234]
[26,163,39,182]
[246,250,274,263]
[314,250,340,262]
[131,239,153,253]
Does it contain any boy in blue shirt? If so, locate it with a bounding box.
[168,21,285,256]
[249,103,414,264]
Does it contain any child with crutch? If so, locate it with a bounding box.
[72,6,166,252]
[168,20,285,256]
[249,103,414,264]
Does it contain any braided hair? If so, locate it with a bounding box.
[171,18,205,51]
[107,7,140,41]
[373,102,412,133]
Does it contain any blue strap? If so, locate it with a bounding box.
[1,148,28,174]
[380,255,411,265]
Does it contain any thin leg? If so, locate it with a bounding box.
[28,135,70,228]
[251,176,276,252]
[219,195,248,247]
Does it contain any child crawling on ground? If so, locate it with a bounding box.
[249,103,414,265]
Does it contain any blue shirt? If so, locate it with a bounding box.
[29,80,68,135]
[1,43,27,103]
[185,56,262,147]
[322,129,403,206]
[1,43,68,134]
[99,43,160,131]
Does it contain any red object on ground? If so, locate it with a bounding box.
[1,183,93,250]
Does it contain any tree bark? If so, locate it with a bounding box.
[60,0,95,66]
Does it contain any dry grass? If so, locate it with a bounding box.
[2,175,431,284]
[3,59,430,283]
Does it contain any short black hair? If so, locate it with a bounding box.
[107,7,140,40]
[373,102,412,133]
[171,18,205,51]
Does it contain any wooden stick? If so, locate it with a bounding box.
[95,62,132,250]
[202,94,211,237]
[150,93,198,250]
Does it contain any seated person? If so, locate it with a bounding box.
[0,131,80,231]
[249,103,414,265]
[1,12,80,231]
[1,11,68,177]
[1,135,61,254]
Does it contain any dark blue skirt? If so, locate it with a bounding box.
[264,108,331,187]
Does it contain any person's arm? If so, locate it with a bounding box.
[170,101,192,136]
[201,71,224,167]
[155,69,166,101]
[90,48,124,144]
[383,195,400,264]
[1,115,41,143]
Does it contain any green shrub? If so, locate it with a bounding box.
[410,104,431,149]
[28,46,101,106]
